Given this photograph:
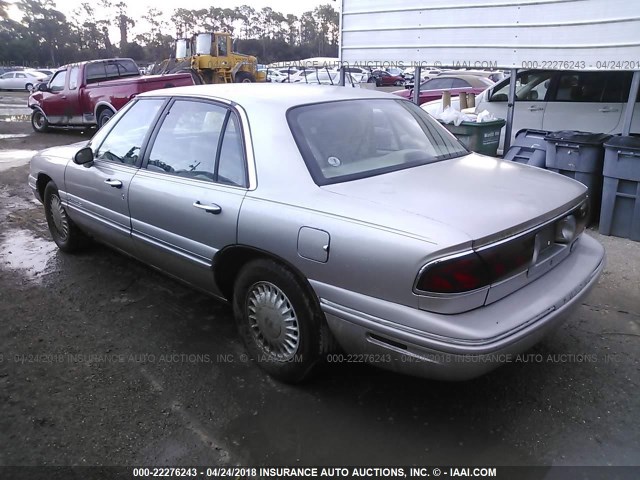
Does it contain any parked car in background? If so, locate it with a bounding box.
[298,71,361,87]
[438,69,507,83]
[332,66,371,83]
[471,70,640,152]
[27,58,196,132]
[29,84,604,383]
[403,68,442,88]
[260,69,286,83]
[0,70,48,91]
[393,74,494,105]
[369,69,405,86]
[385,67,405,77]
[35,69,55,76]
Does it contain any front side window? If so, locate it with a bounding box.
[145,100,230,182]
[490,71,553,102]
[288,99,467,185]
[95,99,165,165]
[49,70,67,92]
[16,73,26,78]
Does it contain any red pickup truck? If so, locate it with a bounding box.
[28,58,196,132]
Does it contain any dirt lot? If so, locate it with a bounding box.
[0,91,639,468]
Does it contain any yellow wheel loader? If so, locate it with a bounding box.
[153,32,266,84]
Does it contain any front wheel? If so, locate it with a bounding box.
[233,259,334,383]
[235,71,255,83]
[43,182,87,252]
[31,110,49,133]
[25,83,34,92]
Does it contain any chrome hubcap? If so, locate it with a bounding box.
[49,194,69,241]
[35,113,45,128]
[247,282,299,361]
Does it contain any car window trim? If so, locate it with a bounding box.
[92,97,170,169]
[141,96,251,189]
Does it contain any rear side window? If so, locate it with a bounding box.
[553,73,607,102]
[86,60,140,84]
[86,63,106,84]
[68,66,79,90]
[422,78,453,90]
[451,78,471,88]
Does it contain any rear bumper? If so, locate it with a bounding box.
[318,234,605,380]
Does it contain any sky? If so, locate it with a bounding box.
[8,0,334,20]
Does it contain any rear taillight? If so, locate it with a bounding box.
[416,202,588,295]
[477,234,535,282]
[416,251,491,294]
[416,236,535,294]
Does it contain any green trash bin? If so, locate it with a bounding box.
[439,119,505,156]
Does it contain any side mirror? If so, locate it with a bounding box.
[37,83,48,92]
[74,146,94,166]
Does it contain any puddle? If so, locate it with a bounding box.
[0,115,31,122]
[0,134,30,139]
[0,229,57,282]
[0,149,38,172]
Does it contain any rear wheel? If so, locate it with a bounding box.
[43,182,87,252]
[98,109,114,128]
[31,110,49,133]
[235,71,255,83]
[233,259,334,383]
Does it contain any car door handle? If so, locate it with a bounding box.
[598,107,619,113]
[527,106,544,112]
[193,201,222,214]
[104,179,123,188]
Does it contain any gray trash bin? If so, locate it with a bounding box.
[599,135,640,241]
[545,131,611,223]
[503,129,548,168]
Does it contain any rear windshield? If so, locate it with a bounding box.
[287,99,468,185]
[86,59,140,84]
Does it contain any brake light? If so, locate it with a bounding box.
[477,234,535,282]
[416,237,535,294]
[416,252,490,294]
[416,202,588,295]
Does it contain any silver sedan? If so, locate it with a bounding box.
[28,84,605,383]
[0,70,47,91]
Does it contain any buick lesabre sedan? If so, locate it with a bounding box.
[29,84,605,383]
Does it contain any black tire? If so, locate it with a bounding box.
[43,182,86,253]
[25,83,33,92]
[98,109,114,128]
[31,110,49,133]
[235,71,255,83]
[233,259,334,383]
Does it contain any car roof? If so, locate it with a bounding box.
[139,83,399,108]
[426,75,492,86]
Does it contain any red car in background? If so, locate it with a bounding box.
[393,74,494,105]
[368,69,405,87]
[28,58,196,132]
